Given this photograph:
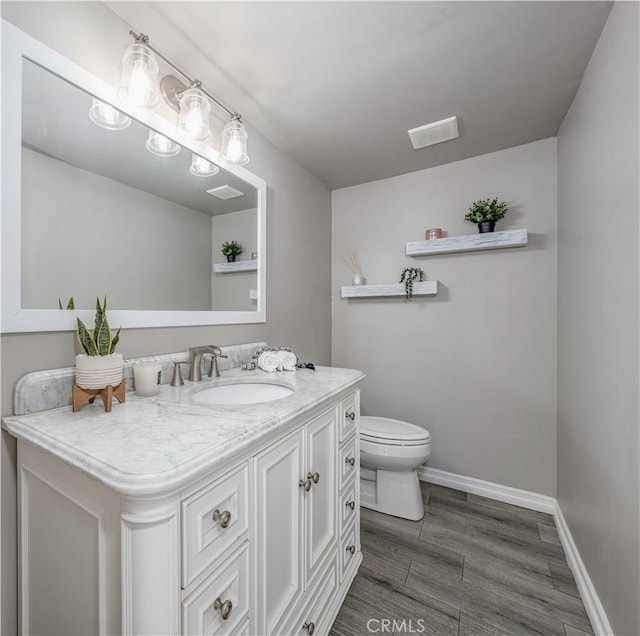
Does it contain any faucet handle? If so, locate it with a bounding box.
[208,352,229,378]
[170,361,190,387]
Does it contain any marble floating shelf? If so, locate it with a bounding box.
[406,228,528,256]
[341,281,438,299]
[213,259,258,273]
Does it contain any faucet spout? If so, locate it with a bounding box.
[189,345,223,382]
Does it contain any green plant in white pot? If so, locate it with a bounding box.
[75,296,123,390]
[464,197,508,233]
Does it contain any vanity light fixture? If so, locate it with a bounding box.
[220,115,249,166]
[178,84,211,141]
[190,154,219,177]
[88,98,131,130]
[119,39,160,107]
[124,31,249,164]
[146,130,181,157]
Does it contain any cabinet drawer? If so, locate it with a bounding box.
[182,463,249,588]
[340,521,359,583]
[338,434,358,491]
[182,546,249,636]
[339,476,358,536]
[290,558,338,636]
[339,392,358,442]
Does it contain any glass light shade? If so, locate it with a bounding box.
[146,131,181,157]
[220,118,249,165]
[88,99,131,130]
[119,43,159,107]
[190,154,219,177]
[178,88,211,140]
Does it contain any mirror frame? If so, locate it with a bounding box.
[1,20,267,333]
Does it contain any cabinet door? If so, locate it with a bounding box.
[254,430,305,635]
[305,407,337,583]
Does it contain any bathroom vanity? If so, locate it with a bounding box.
[3,354,364,635]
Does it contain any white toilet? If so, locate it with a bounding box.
[359,416,431,521]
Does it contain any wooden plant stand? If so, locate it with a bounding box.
[73,381,125,413]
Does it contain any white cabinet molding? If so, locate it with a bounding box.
[406,228,528,256]
[341,281,438,299]
[213,259,258,273]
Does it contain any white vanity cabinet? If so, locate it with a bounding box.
[11,381,362,636]
[254,405,338,635]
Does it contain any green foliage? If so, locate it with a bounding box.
[221,240,243,256]
[58,297,75,310]
[399,267,424,300]
[76,296,122,356]
[464,197,508,224]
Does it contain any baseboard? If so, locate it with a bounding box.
[417,466,556,514]
[417,466,614,635]
[553,501,615,636]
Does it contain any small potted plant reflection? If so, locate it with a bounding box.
[221,240,243,262]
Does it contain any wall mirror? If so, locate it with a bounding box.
[1,20,267,332]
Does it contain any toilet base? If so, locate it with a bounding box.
[360,468,424,521]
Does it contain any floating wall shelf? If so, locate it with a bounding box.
[213,259,258,273]
[341,281,438,299]
[406,228,528,257]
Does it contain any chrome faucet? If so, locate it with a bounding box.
[188,345,227,381]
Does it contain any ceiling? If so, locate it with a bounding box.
[107,1,612,190]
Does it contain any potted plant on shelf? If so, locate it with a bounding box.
[464,197,508,233]
[75,296,123,390]
[399,267,424,300]
[221,240,243,262]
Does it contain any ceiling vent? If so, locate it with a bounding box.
[407,116,459,150]
[206,185,245,200]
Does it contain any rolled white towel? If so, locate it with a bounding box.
[257,351,281,372]
[278,350,298,371]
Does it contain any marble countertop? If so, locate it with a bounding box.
[3,366,364,498]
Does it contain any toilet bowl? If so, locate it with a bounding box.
[359,416,431,521]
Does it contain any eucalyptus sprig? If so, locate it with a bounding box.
[399,267,424,300]
[76,296,121,356]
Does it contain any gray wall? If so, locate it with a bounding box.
[557,3,640,635]
[22,147,213,311]
[0,3,332,634]
[332,138,558,496]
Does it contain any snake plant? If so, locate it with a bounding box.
[76,296,121,356]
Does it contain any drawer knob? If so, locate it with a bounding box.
[214,597,233,620]
[299,478,312,492]
[345,410,356,421]
[346,544,356,555]
[307,471,320,484]
[212,509,232,529]
[345,456,356,467]
[303,621,316,635]
[346,500,355,510]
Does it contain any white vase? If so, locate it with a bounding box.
[75,353,124,390]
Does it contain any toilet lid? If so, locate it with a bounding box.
[360,416,431,444]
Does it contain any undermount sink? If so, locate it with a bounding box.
[190,382,294,405]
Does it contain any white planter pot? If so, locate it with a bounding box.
[75,353,124,390]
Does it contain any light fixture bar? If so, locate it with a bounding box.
[129,30,240,120]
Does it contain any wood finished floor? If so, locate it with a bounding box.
[330,482,593,636]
